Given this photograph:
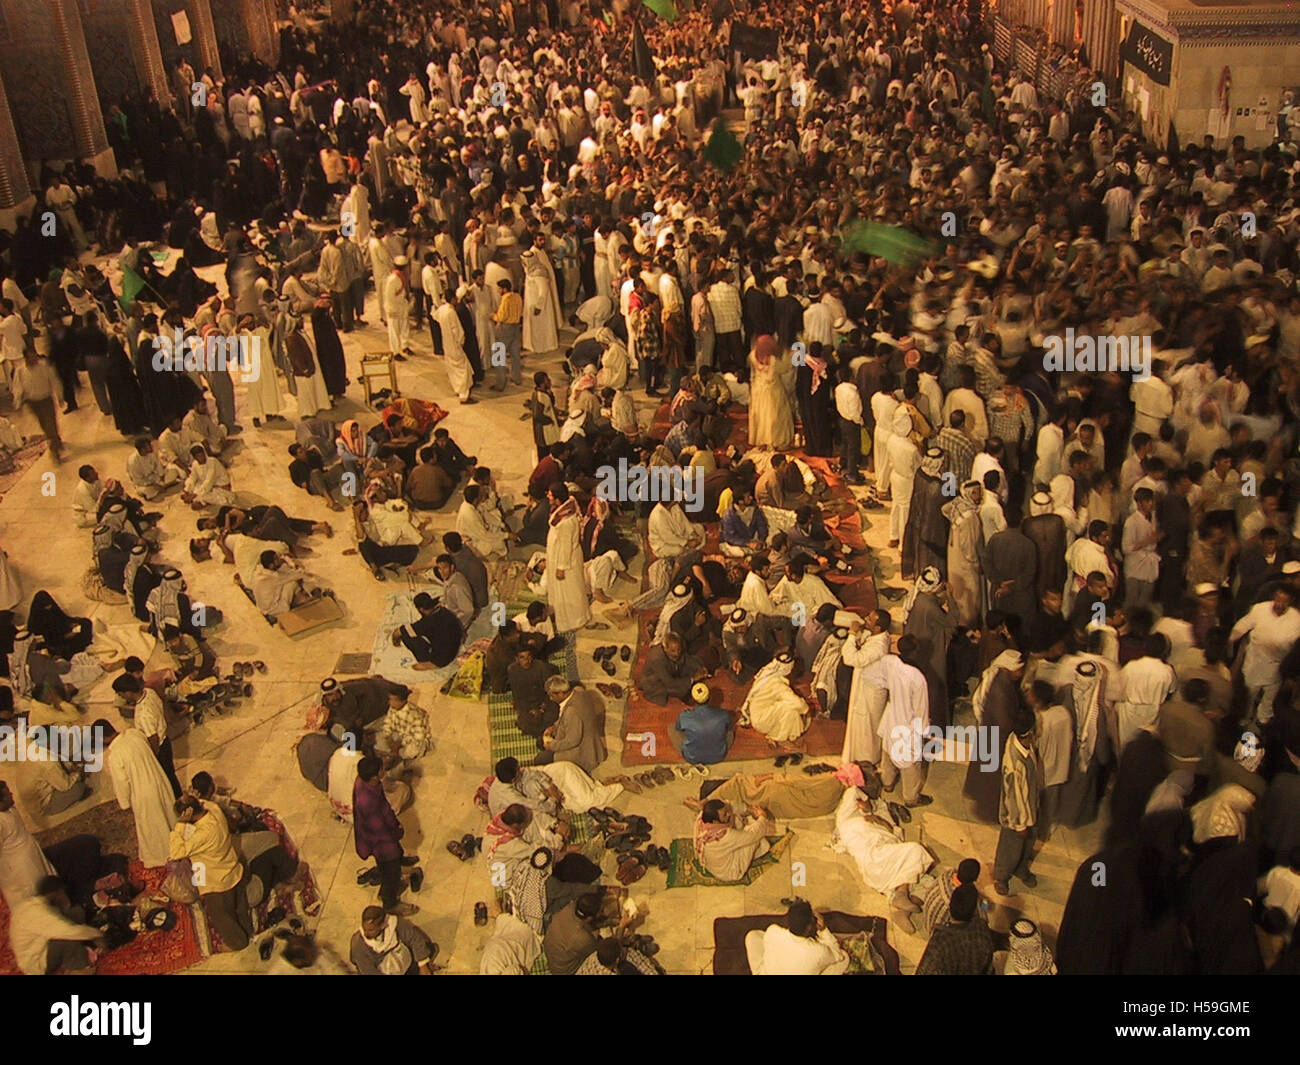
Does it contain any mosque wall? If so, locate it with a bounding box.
[1169,39,1300,151]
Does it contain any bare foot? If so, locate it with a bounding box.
[682,797,704,811]
[412,662,436,671]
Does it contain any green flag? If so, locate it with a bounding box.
[119,265,146,312]
[702,119,743,171]
[642,0,679,21]
[839,221,937,266]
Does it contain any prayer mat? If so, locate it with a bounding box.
[369,593,462,686]
[0,438,49,504]
[333,652,373,675]
[0,863,205,977]
[621,640,846,766]
[711,911,901,975]
[485,624,577,765]
[664,830,794,888]
[621,404,872,767]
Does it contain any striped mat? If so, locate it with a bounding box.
[486,628,578,766]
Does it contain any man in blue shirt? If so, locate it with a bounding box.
[672,682,735,764]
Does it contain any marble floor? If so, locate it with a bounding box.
[0,275,1104,974]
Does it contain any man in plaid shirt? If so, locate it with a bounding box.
[377,684,431,764]
[707,273,744,373]
[936,410,977,485]
[575,938,662,974]
[353,756,418,915]
[987,384,1035,477]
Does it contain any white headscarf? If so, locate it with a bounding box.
[359,915,414,976]
[1072,661,1103,771]
[902,565,943,627]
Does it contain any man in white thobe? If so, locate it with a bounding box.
[522,237,563,354]
[545,487,591,634]
[1230,591,1300,724]
[887,406,922,546]
[383,258,413,356]
[0,781,56,908]
[183,447,237,507]
[840,614,891,763]
[1115,645,1177,752]
[104,725,177,868]
[862,649,931,805]
[435,291,473,402]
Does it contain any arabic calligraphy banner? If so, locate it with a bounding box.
[1121,22,1173,87]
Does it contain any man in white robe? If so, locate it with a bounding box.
[1063,521,1114,613]
[383,258,413,356]
[522,237,563,354]
[368,227,397,326]
[833,784,932,929]
[862,648,931,805]
[1229,591,1300,724]
[739,655,809,743]
[887,406,921,546]
[545,486,591,633]
[695,802,777,881]
[242,323,283,424]
[104,724,177,868]
[126,438,183,499]
[840,613,892,763]
[457,487,508,559]
[0,781,56,908]
[770,563,840,623]
[436,291,474,403]
[182,447,237,507]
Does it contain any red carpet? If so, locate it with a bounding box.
[0,863,204,976]
[622,401,875,766]
[0,809,320,973]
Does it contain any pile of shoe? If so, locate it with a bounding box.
[594,682,625,698]
[591,644,632,676]
[445,834,483,861]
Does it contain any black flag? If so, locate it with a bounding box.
[632,18,655,82]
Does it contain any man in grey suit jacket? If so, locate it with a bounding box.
[536,677,607,772]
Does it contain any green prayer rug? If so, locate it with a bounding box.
[664,831,794,888]
[486,628,577,766]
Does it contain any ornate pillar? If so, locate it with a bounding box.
[243,0,279,65]
[128,0,174,107]
[0,70,36,232]
[49,0,116,177]
[187,0,222,80]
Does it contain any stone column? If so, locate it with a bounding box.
[1048,0,1075,46]
[187,0,222,80]
[0,70,36,232]
[128,0,174,108]
[243,0,279,65]
[49,0,116,177]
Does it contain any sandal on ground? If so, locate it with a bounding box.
[445,840,470,861]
